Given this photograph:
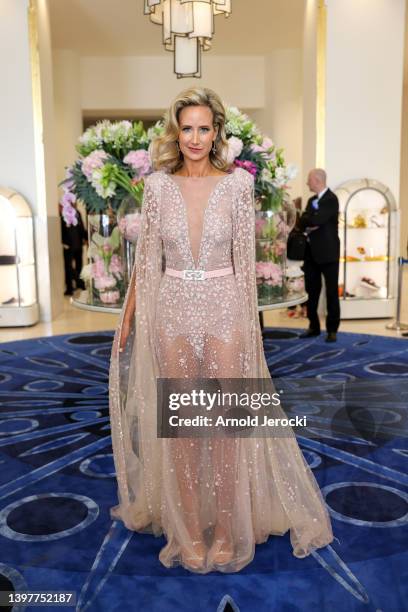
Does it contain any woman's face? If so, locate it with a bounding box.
[177,105,218,163]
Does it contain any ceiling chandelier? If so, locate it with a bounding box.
[144,0,232,78]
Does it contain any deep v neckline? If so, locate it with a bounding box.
[165,172,231,269]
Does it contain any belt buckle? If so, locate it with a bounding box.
[183,269,205,281]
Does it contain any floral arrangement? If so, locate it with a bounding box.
[60,120,162,225]
[59,119,161,305]
[61,111,296,222]
[223,106,298,302]
[224,107,297,211]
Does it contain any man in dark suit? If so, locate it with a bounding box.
[60,204,87,296]
[299,169,340,342]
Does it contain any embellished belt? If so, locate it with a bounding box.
[165,266,234,281]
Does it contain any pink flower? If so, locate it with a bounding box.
[62,203,78,226]
[123,150,151,177]
[226,136,243,164]
[118,212,142,242]
[109,254,123,275]
[255,217,267,237]
[92,257,106,278]
[94,274,117,290]
[61,191,76,207]
[99,290,120,304]
[64,166,75,191]
[82,150,109,180]
[255,261,283,286]
[60,190,77,226]
[261,137,274,150]
[250,137,275,160]
[102,243,113,254]
[234,159,257,176]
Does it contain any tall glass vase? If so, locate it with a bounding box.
[85,207,125,307]
[117,195,142,287]
[255,210,288,306]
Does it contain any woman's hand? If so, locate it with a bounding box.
[119,316,132,353]
[119,286,136,353]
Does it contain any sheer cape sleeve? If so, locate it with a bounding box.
[232,168,263,378]
[232,167,334,557]
[109,172,164,532]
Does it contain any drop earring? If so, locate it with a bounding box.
[212,141,217,154]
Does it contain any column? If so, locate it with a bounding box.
[0,0,64,322]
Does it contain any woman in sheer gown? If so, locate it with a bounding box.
[109,87,334,573]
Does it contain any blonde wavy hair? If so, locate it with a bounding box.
[150,87,230,173]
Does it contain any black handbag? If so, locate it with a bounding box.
[287,229,307,261]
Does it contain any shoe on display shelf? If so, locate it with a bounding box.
[360,277,381,291]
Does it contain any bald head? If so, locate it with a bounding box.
[307,168,327,194]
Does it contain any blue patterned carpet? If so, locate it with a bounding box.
[0,329,407,612]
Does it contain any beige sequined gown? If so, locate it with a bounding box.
[109,167,333,573]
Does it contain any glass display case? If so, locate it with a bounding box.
[335,179,398,319]
[0,187,39,326]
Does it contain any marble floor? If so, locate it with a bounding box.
[1,270,407,343]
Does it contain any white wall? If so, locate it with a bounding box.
[53,49,82,184]
[0,0,37,203]
[325,0,406,204]
[302,0,318,202]
[252,49,303,198]
[400,5,408,255]
[80,55,266,112]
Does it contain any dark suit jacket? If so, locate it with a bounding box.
[299,188,340,264]
[61,211,87,252]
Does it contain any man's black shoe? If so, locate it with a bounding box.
[325,332,337,343]
[299,329,321,338]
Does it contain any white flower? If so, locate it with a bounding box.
[79,127,99,148]
[146,120,164,143]
[120,120,132,132]
[91,169,116,198]
[226,136,243,164]
[260,168,273,183]
[274,166,287,187]
[94,121,109,142]
[286,163,298,180]
[80,263,92,281]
